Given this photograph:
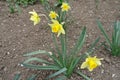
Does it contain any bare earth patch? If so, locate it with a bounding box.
[0,0,120,80]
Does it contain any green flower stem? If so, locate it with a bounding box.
[52,33,63,64]
[60,34,67,67]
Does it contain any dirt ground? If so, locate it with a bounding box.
[0,0,120,80]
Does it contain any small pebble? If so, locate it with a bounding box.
[77,67,80,70]
[3,20,6,23]
[3,67,7,71]
[13,49,16,51]
[112,74,116,77]
[22,29,25,32]
[10,30,13,32]
[86,35,89,37]
[48,58,52,61]
[48,52,52,55]
[17,25,20,27]
[43,44,45,47]
[86,43,90,47]
[105,57,111,63]
[1,23,4,25]
[106,28,110,32]
[23,24,26,26]
[24,34,28,37]
[6,52,10,55]
[20,64,24,67]
[101,69,104,73]
[42,63,46,66]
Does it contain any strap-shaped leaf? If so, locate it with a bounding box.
[55,76,67,80]
[97,20,112,46]
[71,27,86,55]
[112,21,120,56]
[27,75,36,80]
[76,70,91,80]
[13,74,21,80]
[87,37,100,52]
[23,50,49,56]
[46,68,67,79]
[50,54,63,67]
[67,57,82,76]
[52,33,62,58]
[115,21,120,45]
[23,57,52,65]
[60,34,67,67]
[22,63,60,70]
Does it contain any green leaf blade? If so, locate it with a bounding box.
[97,20,112,46]
[27,75,36,80]
[71,27,86,55]
[46,68,67,79]
[13,74,21,80]
[22,63,60,70]
[23,50,49,56]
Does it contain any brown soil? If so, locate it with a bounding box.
[0,0,120,80]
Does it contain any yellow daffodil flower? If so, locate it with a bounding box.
[81,56,103,71]
[49,20,65,37]
[49,11,58,19]
[29,10,40,25]
[61,2,70,12]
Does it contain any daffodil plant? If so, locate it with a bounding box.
[97,20,120,56]
[20,0,103,80]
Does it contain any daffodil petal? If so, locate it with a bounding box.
[88,67,94,71]
[57,32,61,37]
[61,27,65,34]
[81,62,88,69]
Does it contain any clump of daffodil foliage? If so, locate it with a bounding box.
[19,0,103,80]
[97,20,120,56]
